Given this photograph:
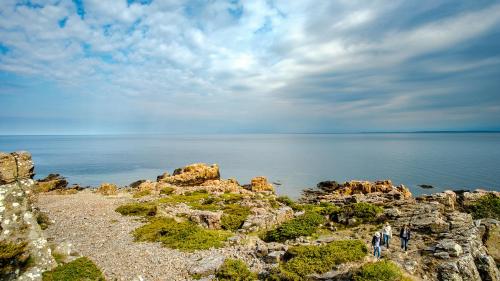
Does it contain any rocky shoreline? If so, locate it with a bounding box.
[1,151,499,281]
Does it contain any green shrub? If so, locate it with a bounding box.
[133,218,231,251]
[467,194,500,220]
[264,212,326,242]
[216,259,257,281]
[115,202,157,217]
[133,190,151,198]
[332,202,383,224]
[271,240,367,280]
[277,196,304,211]
[159,187,175,195]
[221,204,251,231]
[354,260,406,281]
[42,257,105,281]
[0,241,29,277]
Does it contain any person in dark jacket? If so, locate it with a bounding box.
[371,232,381,259]
[399,224,411,252]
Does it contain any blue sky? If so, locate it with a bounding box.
[1,0,500,134]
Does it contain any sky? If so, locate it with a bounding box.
[1,0,500,134]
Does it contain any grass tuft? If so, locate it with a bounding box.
[115,202,157,217]
[215,259,257,281]
[354,260,410,281]
[42,257,105,281]
[133,217,231,251]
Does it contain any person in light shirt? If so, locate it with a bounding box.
[382,222,392,249]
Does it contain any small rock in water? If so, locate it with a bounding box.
[419,184,434,189]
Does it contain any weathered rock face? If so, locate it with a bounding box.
[0,151,34,185]
[302,179,412,205]
[35,174,68,193]
[158,163,220,186]
[0,151,56,280]
[96,183,118,195]
[157,203,223,229]
[249,176,274,192]
[241,206,294,233]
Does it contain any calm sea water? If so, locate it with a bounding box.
[1,133,499,198]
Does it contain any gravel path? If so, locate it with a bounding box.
[36,191,196,281]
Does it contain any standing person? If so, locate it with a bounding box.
[400,224,411,253]
[371,232,381,259]
[383,222,392,249]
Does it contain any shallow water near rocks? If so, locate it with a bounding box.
[1,133,499,198]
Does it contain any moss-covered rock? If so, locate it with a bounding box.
[42,257,105,281]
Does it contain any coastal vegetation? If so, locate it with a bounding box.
[42,257,105,281]
[466,194,500,220]
[132,217,232,251]
[268,240,367,280]
[215,259,257,281]
[115,202,157,217]
[353,260,411,281]
[264,211,325,242]
[0,241,29,277]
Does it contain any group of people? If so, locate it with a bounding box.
[371,222,411,259]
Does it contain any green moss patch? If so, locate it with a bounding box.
[0,241,29,277]
[354,260,409,281]
[331,202,383,224]
[216,259,257,281]
[159,187,175,195]
[270,240,367,280]
[115,202,157,217]
[42,257,105,281]
[466,194,500,220]
[264,211,326,242]
[221,204,251,231]
[133,190,151,198]
[133,218,232,251]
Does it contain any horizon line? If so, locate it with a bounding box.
[1,130,500,136]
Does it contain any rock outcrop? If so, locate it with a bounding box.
[249,176,274,192]
[302,179,412,205]
[0,151,34,185]
[96,183,118,195]
[35,174,68,193]
[0,151,56,280]
[157,163,220,186]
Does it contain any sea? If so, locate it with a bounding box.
[1,133,499,198]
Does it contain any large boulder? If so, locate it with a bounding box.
[250,176,274,192]
[0,151,34,185]
[0,151,56,280]
[158,163,220,186]
[96,183,118,195]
